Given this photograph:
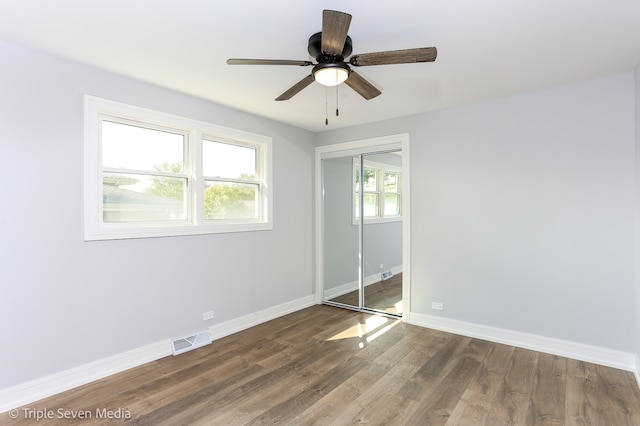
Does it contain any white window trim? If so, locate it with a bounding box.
[84,95,273,241]
[352,158,403,225]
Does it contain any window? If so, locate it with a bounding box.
[101,120,189,223]
[353,159,402,223]
[202,139,260,220]
[382,171,401,216]
[84,96,272,240]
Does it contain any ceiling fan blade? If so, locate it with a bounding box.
[344,70,381,100]
[275,75,315,101]
[321,10,352,56]
[227,59,313,66]
[349,47,437,66]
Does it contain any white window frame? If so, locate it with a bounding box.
[84,95,272,241]
[353,158,402,225]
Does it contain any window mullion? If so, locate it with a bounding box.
[191,130,203,225]
[257,143,266,222]
[378,167,384,218]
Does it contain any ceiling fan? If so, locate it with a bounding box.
[227,10,437,102]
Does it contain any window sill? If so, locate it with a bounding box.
[84,221,273,241]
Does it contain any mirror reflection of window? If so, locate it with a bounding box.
[353,159,402,223]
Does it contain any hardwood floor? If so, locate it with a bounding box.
[330,273,403,315]
[3,305,640,425]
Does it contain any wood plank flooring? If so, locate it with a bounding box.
[330,273,403,315]
[3,305,640,425]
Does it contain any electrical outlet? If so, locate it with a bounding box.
[431,302,444,311]
[379,264,384,269]
[202,310,214,321]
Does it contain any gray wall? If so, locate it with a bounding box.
[0,40,315,389]
[635,64,640,368]
[323,156,359,290]
[317,72,636,353]
[362,152,403,279]
[362,221,402,279]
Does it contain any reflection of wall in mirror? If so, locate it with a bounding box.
[323,154,402,300]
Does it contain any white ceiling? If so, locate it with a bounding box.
[1,1,639,133]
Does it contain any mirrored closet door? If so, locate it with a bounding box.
[322,150,403,317]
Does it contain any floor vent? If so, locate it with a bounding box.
[171,330,212,356]
[381,271,394,280]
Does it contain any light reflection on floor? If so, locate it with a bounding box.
[327,314,401,348]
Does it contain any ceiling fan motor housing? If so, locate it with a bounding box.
[308,32,353,63]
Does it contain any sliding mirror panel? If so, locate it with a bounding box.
[361,151,403,316]
[322,155,361,309]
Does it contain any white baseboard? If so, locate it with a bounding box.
[323,265,403,301]
[209,295,316,340]
[635,354,640,389]
[0,340,171,414]
[0,294,315,414]
[406,312,636,372]
[319,280,356,302]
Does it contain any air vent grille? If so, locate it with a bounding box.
[171,330,212,356]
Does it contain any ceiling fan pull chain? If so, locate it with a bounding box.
[336,85,339,117]
[325,87,329,125]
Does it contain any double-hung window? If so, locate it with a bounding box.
[202,139,261,221]
[353,159,402,224]
[84,96,272,240]
[101,119,189,224]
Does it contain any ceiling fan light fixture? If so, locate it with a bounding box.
[313,63,350,86]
